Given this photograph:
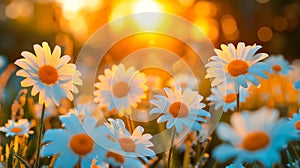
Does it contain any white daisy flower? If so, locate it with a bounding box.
[205,42,270,92]
[150,87,210,133]
[92,118,155,167]
[226,163,245,168]
[94,64,148,115]
[146,75,162,90]
[0,119,33,137]
[207,83,249,112]
[213,107,291,167]
[41,114,107,168]
[287,110,300,134]
[0,55,8,73]
[15,42,82,107]
[69,102,97,120]
[167,73,199,90]
[295,80,300,90]
[265,55,293,75]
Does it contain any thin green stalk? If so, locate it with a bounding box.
[236,92,240,112]
[34,103,45,168]
[289,141,300,159]
[14,154,30,168]
[167,128,176,168]
[126,115,134,133]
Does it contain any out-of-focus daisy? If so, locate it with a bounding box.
[69,102,97,120]
[287,110,300,134]
[15,42,82,107]
[167,73,199,90]
[146,75,162,90]
[0,119,33,137]
[265,55,293,75]
[41,114,106,168]
[205,42,270,92]
[94,64,148,115]
[207,83,249,112]
[150,87,210,133]
[93,118,155,167]
[34,103,58,119]
[287,160,299,168]
[294,80,300,90]
[213,107,291,167]
[0,55,8,74]
[226,163,245,168]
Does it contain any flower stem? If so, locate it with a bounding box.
[167,128,176,168]
[236,92,240,112]
[289,141,300,159]
[126,115,134,133]
[34,103,45,168]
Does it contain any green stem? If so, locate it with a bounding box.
[289,141,300,159]
[14,154,30,168]
[167,128,176,168]
[126,115,134,134]
[34,103,45,168]
[236,92,240,112]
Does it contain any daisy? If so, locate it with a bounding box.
[41,114,107,168]
[146,75,162,90]
[265,55,293,75]
[0,55,8,73]
[294,80,300,90]
[226,164,245,168]
[167,73,199,90]
[287,110,300,134]
[69,102,97,120]
[94,64,148,115]
[0,119,33,137]
[207,83,249,112]
[213,107,291,167]
[205,42,270,92]
[15,42,82,107]
[150,87,210,133]
[92,118,155,167]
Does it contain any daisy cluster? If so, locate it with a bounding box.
[0,41,299,168]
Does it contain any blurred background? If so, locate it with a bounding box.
[0,0,299,63]
[0,1,300,167]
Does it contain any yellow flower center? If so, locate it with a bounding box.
[38,65,58,85]
[118,138,136,152]
[106,151,125,164]
[11,127,23,133]
[227,60,249,77]
[224,93,237,103]
[272,64,282,72]
[112,81,130,98]
[242,131,270,151]
[169,102,189,118]
[294,120,300,130]
[69,133,94,156]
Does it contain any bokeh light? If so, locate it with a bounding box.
[257,26,273,42]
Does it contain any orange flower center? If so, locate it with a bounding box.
[180,82,188,88]
[69,133,94,156]
[106,151,125,163]
[11,127,23,133]
[38,65,58,85]
[118,138,136,152]
[272,64,282,72]
[294,120,300,130]
[227,60,249,77]
[242,131,270,151]
[224,93,237,103]
[112,81,130,98]
[169,102,189,118]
